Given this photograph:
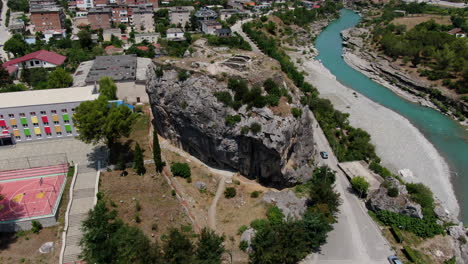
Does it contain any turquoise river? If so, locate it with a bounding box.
[314,9,468,222]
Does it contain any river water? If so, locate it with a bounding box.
[314,9,468,222]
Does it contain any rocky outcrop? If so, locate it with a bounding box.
[448,223,468,264]
[146,64,316,187]
[368,179,423,219]
[262,190,307,219]
[240,228,256,253]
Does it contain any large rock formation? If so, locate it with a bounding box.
[262,190,307,219]
[368,178,423,219]
[146,63,316,187]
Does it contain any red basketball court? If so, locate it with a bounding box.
[0,164,68,222]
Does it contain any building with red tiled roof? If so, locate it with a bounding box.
[136,46,149,51]
[2,50,67,76]
[105,45,124,55]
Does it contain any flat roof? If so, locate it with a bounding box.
[85,55,137,83]
[0,86,99,109]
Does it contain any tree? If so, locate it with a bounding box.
[98,76,118,100]
[133,143,146,175]
[73,97,136,148]
[164,229,194,264]
[0,67,12,88]
[4,34,28,57]
[153,129,165,172]
[195,228,225,264]
[7,0,29,12]
[80,200,122,263]
[78,29,93,49]
[109,225,160,263]
[350,176,370,197]
[224,187,236,198]
[47,68,73,88]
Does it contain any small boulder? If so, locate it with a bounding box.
[368,186,423,219]
[39,242,54,254]
[240,228,256,253]
[195,181,207,191]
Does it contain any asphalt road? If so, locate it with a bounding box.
[300,117,394,264]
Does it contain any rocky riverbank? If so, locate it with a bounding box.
[341,27,468,126]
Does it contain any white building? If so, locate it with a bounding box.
[166,28,185,41]
[135,32,160,44]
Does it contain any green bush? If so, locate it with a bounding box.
[375,210,444,238]
[214,91,232,106]
[239,240,248,251]
[31,220,42,234]
[225,115,241,126]
[224,187,236,198]
[241,126,250,135]
[250,123,262,134]
[291,107,303,118]
[387,187,399,197]
[266,206,284,224]
[250,191,261,198]
[67,166,75,177]
[171,163,191,178]
[350,176,370,197]
[178,70,189,82]
[406,183,434,217]
[238,225,248,235]
[250,218,269,232]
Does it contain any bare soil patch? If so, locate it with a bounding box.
[391,15,451,30]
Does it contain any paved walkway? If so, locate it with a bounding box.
[231,18,262,54]
[61,165,99,264]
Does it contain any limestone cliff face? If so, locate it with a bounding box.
[146,64,316,187]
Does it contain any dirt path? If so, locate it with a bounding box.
[207,175,226,230]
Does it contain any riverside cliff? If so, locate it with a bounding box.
[146,49,317,187]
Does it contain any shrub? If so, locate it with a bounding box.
[178,70,189,82]
[406,183,435,218]
[225,115,241,126]
[171,189,176,196]
[250,122,262,134]
[350,176,370,197]
[171,163,191,178]
[186,177,192,183]
[134,213,141,223]
[250,191,261,198]
[67,166,75,177]
[387,187,399,197]
[239,240,248,251]
[375,210,444,238]
[250,219,269,232]
[31,220,42,234]
[291,107,302,118]
[214,91,232,106]
[151,223,158,231]
[224,187,236,198]
[266,206,284,224]
[241,126,250,135]
[238,225,248,235]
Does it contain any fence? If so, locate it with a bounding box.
[0,153,69,172]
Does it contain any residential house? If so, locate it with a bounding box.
[110,4,131,25]
[88,7,112,29]
[76,0,95,9]
[168,6,195,27]
[104,45,124,55]
[195,8,218,22]
[166,28,185,41]
[220,9,239,20]
[8,12,26,34]
[2,50,66,77]
[43,29,67,42]
[215,28,232,37]
[135,32,160,43]
[131,5,154,32]
[201,20,222,35]
[103,28,122,41]
[448,28,466,38]
[30,5,65,32]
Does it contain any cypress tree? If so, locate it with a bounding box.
[133,143,146,175]
[153,129,165,172]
